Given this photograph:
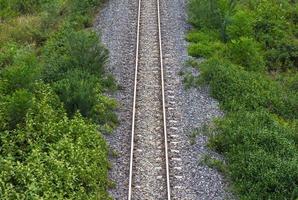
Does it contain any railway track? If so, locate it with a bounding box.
[128,0,183,199]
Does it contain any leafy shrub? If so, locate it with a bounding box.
[38,1,63,31]
[0,0,43,19]
[226,37,265,71]
[42,26,117,126]
[2,89,34,130]
[0,0,113,198]
[264,37,298,71]
[0,15,46,45]
[0,83,112,199]
[0,58,41,94]
[187,1,298,199]
[53,69,117,128]
[186,29,221,43]
[53,70,99,117]
[226,9,254,40]
[90,93,118,132]
[289,77,298,92]
[188,0,237,41]
[209,110,298,200]
[62,0,101,28]
[188,42,225,58]
[187,30,225,58]
[69,0,101,15]
[253,0,297,71]
[0,43,20,68]
[0,43,38,68]
[199,58,297,119]
[42,27,108,82]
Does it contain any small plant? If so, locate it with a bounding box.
[188,130,197,145]
[226,9,254,40]
[4,89,34,130]
[110,149,120,158]
[201,155,227,174]
[188,124,214,145]
[107,179,116,189]
[0,58,41,94]
[188,0,237,41]
[42,27,108,82]
[226,37,265,72]
[188,41,225,58]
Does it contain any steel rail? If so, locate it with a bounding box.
[156,0,171,198]
[128,0,171,199]
[128,0,141,198]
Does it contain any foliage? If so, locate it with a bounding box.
[253,0,297,71]
[226,37,265,71]
[42,27,108,82]
[0,46,41,94]
[0,0,115,198]
[1,89,34,130]
[188,0,237,41]
[187,0,298,199]
[42,26,117,125]
[188,0,298,71]
[209,110,298,200]
[188,42,225,58]
[69,0,101,15]
[226,9,254,40]
[0,84,111,199]
[186,29,221,43]
[0,0,43,17]
[53,69,117,127]
[199,57,297,119]
[187,30,225,58]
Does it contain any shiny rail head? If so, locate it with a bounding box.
[128,0,171,199]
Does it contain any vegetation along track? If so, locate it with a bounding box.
[128,0,183,199]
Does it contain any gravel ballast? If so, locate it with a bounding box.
[95,0,234,199]
[94,0,138,199]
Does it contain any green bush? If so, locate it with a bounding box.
[277,72,298,92]
[61,0,101,28]
[188,41,225,58]
[187,1,298,199]
[188,0,237,41]
[1,89,34,130]
[53,70,99,117]
[69,0,101,15]
[226,37,265,71]
[53,69,117,128]
[0,83,111,199]
[226,9,254,40]
[253,0,297,71]
[0,43,18,68]
[42,27,108,82]
[0,0,43,18]
[199,58,297,119]
[187,30,225,58]
[42,26,117,126]
[38,1,63,31]
[209,110,298,200]
[186,29,221,43]
[0,61,41,94]
[0,43,36,68]
[0,0,113,198]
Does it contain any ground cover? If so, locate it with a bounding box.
[186,0,298,199]
[0,0,116,199]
